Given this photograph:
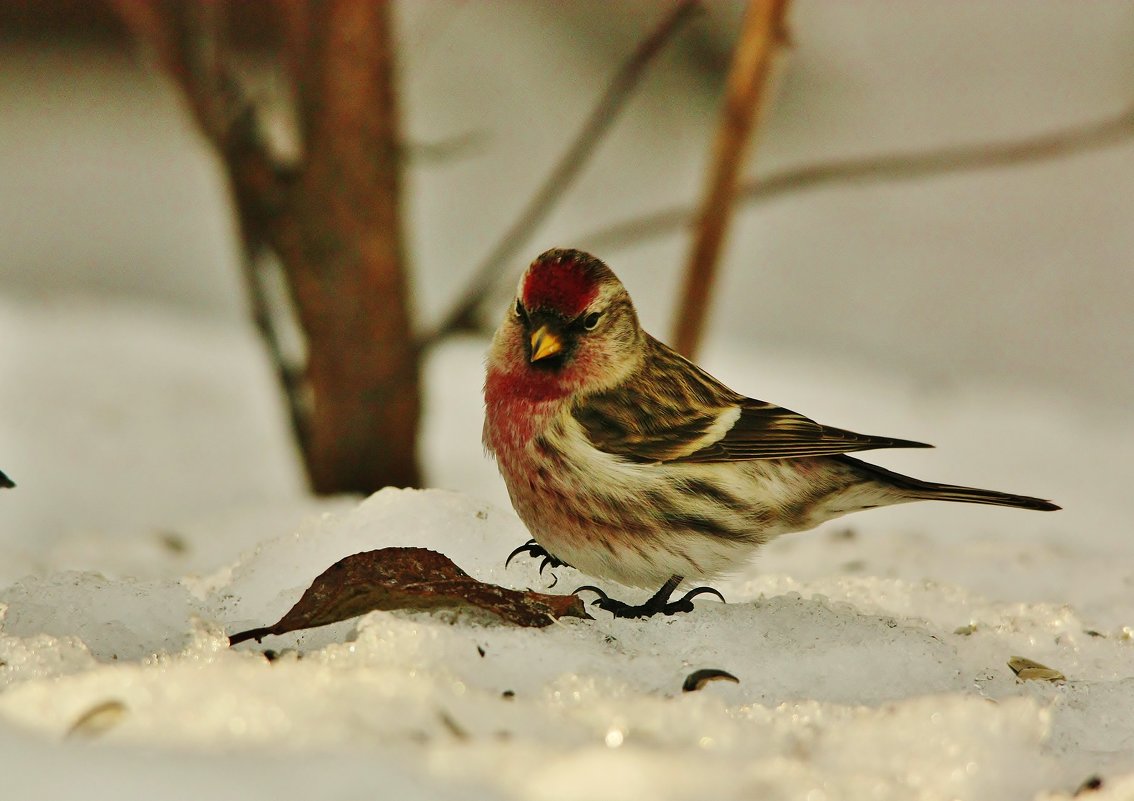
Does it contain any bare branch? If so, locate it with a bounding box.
[110,1,192,97]
[111,2,289,223]
[577,103,1134,255]
[673,0,789,358]
[110,0,221,138]
[113,0,310,464]
[406,130,490,164]
[113,0,418,492]
[274,0,314,148]
[420,0,702,348]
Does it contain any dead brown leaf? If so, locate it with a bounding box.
[228,547,589,645]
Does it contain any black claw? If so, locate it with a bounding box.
[505,539,541,569]
[539,556,561,587]
[679,586,727,605]
[657,585,727,615]
[573,585,611,602]
[574,577,725,619]
[505,539,571,573]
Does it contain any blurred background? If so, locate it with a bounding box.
[0,1,1131,583]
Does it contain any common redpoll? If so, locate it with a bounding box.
[483,249,1059,618]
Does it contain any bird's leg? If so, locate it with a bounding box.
[575,575,725,619]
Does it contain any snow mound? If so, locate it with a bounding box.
[206,488,531,646]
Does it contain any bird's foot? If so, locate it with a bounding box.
[575,577,725,619]
[505,539,571,586]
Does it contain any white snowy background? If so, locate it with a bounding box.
[2,2,1133,799]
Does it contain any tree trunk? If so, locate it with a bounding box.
[275,0,419,492]
[111,0,421,493]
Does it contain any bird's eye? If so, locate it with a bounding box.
[514,299,526,319]
[583,311,602,331]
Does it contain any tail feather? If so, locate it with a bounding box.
[905,483,1060,511]
[837,455,1060,512]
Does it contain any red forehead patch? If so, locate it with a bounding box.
[521,250,602,317]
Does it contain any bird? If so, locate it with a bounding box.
[0,469,13,489]
[483,248,1059,618]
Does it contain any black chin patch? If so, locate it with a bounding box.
[530,352,567,372]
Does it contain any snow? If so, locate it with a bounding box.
[2,485,1132,799]
[3,3,1134,800]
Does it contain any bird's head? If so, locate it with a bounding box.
[487,249,644,398]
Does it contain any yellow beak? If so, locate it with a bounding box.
[529,326,564,362]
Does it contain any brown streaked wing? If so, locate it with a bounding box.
[573,392,725,463]
[673,399,933,463]
[574,334,932,463]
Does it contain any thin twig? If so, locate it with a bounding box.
[406,129,490,164]
[112,0,311,467]
[445,103,1134,338]
[419,0,702,348]
[576,103,1134,255]
[110,1,194,101]
[181,0,224,138]
[673,0,789,358]
[275,0,316,149]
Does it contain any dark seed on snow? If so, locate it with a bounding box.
[682,668,739,692]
